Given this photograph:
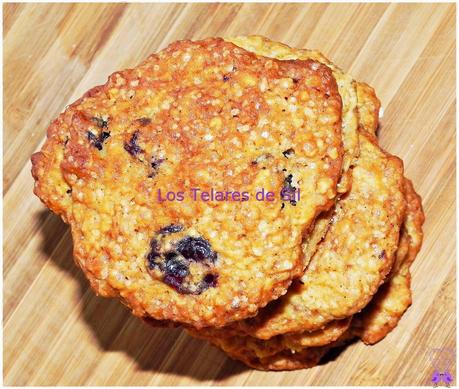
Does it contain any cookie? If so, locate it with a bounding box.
[352,178,424,344]
[299,79,382,268]
[227,35,359,194]
[222,344,328,371]
[31,38,344,327]
[191,330,328,371]
[188,315,349,359]
[190,325,355,371]
[282,317,352,350]
[230,132,406,338]
[356,81,381,135]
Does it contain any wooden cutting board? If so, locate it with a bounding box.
[4,3,456,386]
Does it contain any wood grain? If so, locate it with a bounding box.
[3,3,456,385]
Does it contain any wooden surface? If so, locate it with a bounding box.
[3,3,456,386]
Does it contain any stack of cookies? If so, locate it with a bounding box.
[32,36,424,371]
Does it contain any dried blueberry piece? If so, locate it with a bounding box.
[91,116,109,129]
[137,117,151,126]
[162,252,191,294]
[195,273,219,294]
[124,131,142,156]
[146,234,218,295]
[281,173,297,205]
[283,174,296,194]
[378,250,386,259]
[163,273,186,292]
[158,224,183,235]
[149,238,160,253]
[282,148,295,158]
[223,74,230,82]
[147,257,161,271]
[164,272,218,295]
[87,132,101,149]
[202,273,218,288]
[87,131,110,151]
[176,236,217,263]
[149,157,165,178]
[151,158,165,171]
[146,239,162,270]
[165,254,189,279]
[100,131,110,141]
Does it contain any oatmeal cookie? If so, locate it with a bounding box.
[228,35,359,194]
[230,132,406,338]
[356,81,381,135]
[31,38,344,327]
[352,178,424,344]
[190,326,354,371]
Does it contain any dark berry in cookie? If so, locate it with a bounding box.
[146,232,219,295]
[176,236,217,263]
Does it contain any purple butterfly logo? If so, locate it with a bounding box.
[429,348,455,387]
[431,371,453,387]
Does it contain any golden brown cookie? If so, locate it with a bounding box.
[189,181,423,367]
[188,316,350,357]
[300,79,381,268]
[190,325,355,371]
[352,178,424,344]
[193,330,328,371]
[32,38,345,328]
[356,81,381,135]
[247,330,357,371]
[230,132,406,338]
[224,345,328,371]
[227,38,385,277]
[227,35,359,194]
[282,317,352,350]
[186,124,422,372]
